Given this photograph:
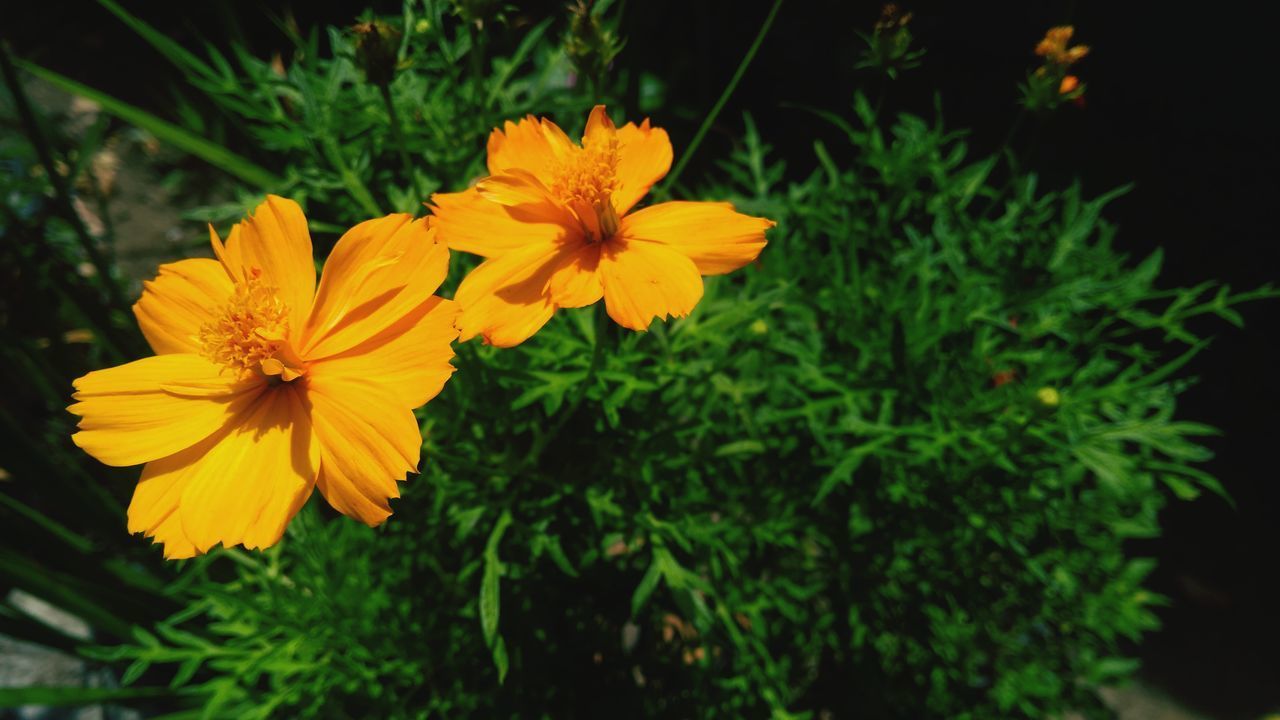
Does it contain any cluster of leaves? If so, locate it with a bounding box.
[22,0,609,233]
[2,2,1271,718]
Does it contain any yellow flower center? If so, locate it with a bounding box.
[549,134,621,241]
[200,268,305,382]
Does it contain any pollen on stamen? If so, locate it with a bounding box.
[199,272,292,379]
[549,135,622,241]
[551,137,620,204]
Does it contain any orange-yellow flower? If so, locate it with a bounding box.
[430,105,775,347]
[1059,75,1080,95]
[1035,25,1089,65]
[69,196,459,559]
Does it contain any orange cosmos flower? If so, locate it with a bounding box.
[430,105,775,347]
[69,196,459,558]
[1035,25,1089,66]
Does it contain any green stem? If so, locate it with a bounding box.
[0,41,129,313]
[469,25,488,104]
[520,305,610,472]
[979,109,1028,219]
[379,83,425,206]
[0,204,131,361]
[658,0,784,196]
[320,137,382,217]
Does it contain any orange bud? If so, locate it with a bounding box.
[1064,45,1090,64]
[1035,25,1074,57]
[1059,75,1080,94]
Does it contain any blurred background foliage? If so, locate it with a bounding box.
[1,1,1277,718]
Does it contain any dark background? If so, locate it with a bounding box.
[7,2,1278,716]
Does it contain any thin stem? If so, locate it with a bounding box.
[469,24,488,105]
[0,199,131,362]
[519,304,610,472]
[658,0,784,196]
[979,109,1028,219]
[320,136,382,217]
[379,83,425,205]
[0,41,129,312]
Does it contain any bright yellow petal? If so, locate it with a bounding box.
[547,243,603,308]
[618,201,773,275]
[476,169,556,207]
[218,195,316,335]
[130,385,317,557]
[599,239,704,331]
[475,170,580,228]
[302,218,450,360]
[176,385,316,554]
[454,240,570,347]
[149,512,199,560]
[486,115,574,180]
[307,376,421,526]
[465,294,556,348]
[308,296,459,409]
[582,104,616,146]
[305,214,414,327]
[431,187,573,258]
[133,258,235,355]
[612,119,674,215]
[70,355,265,467]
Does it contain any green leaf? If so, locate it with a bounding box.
[485,18,554,106]
[479,511,513,648]
[95,0,216,82]
[0,551,138,639]
[813,435,895,505]
[0,686,175,708]
[536,534,579,578]
[630,555,664,617]
[1148,460,1234,508]
[714,439,765,457]
[121,658,151,686]
[492,636,510,685]
[17,61,282,189]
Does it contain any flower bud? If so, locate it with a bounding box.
[565,0,625,85]
[351,19,402,87]
[1036,387,1061,407]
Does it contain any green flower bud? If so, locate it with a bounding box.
[1036,387,1061,407]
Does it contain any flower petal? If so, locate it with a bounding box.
[599,239,704,331]
[308,296,460,409]
[305,214,414,326]
[612,119,674,215]
[465,295,557,348]
[475,170,581,228]
[582,104,616,146]
[133,258,235,355]
[618,201,773,275]
[547,243,603,309]
[218,195,316,335]
[486,115,574,180]
[307,376,422,526]
[431,187,572,258]
[147,512,199,560]
[70,354,265,467]
[302,218,450,360]
[454,240,570,347]
[476,169,556,207]
[132,385,317,557]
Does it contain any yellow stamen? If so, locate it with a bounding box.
[549,133,621,242]
[199,268,305,381]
